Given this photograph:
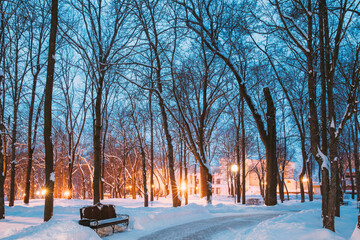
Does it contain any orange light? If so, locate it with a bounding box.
[302,178,308,183]
[36,191,40,196]
[231,164,239,172]
[181,183,187,191]
[151,184,155,188]
[41,189,47,195]
[64,190,70,198]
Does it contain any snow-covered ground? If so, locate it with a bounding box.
[0,195,358,240]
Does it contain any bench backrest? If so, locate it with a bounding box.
[80,203,116,220]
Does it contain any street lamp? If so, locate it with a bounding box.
[302,177,308,194]
[231,164,239,204]
[231,164,239,173]
[181,182,187,192]
[64,190,71,198]
[41,189,47,197]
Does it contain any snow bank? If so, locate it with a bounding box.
[242,200,358,240]
[2,218,100,240]
[244,209,342,240]
[1,196,358,240]
[351,226,360,240]
[125,203,211,230]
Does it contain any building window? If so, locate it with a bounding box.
[216,179,221,184]
[216,188,221,194]
[212,188,214,193]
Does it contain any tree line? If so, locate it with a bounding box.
[0,0,359,233]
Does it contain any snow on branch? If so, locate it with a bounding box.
[317,147,330,171]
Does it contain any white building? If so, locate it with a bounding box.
[188,158,298,196]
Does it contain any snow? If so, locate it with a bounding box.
[317,147,330,171]
[331,118,336,129]
[0,196,358,240]
[50,172,55,182]
[351,227,360,240]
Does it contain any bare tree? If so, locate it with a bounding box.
[24,0,49,204]
[177,0,278,206]
[131,0,181,207]
[44,0,59,222]
[63,0,133,204]
[171,45,229,204]
[57,53,88,199]
[0,0,8,219]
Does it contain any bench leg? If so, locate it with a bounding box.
[112,225,115,233]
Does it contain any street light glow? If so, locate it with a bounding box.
[181,182,187,191]
[64,190,70,198]
[41,189,47,195]
[231,164,239,173]
[302,177,308,183]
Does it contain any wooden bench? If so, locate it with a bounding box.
[78,203,129,234]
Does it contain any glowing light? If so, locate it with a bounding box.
[23,193,26,197]
[195,187,199,190]
[41,189,47,195]
[180,183,187,191]
[231,164,239,173]
[302,177,308,183]
[129,186,132,189]
[151,184,155,188]
[64,191,70,198]
[36,191,40,196]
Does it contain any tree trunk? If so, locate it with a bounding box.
[0,79,4,218]
[0,1,5,220]
[307,156,314,201]
[44,0,58,222]
[159,96,181,207]
[141,147,148,207]
[24,72,40,203]
[123,151,126,199]
[241,98,246,204]
[354,113,360,202]
[194,163,197,195]
[299,147,306,203]
[179,133,183,197]
[132,175,136,199]
[149,89,154,202]
[9,113,17,207]
[184,141,188,205]
[101,115,109,200]
[264,87,277,206]
[200,165,207,198]
[93,76,104,204]
[235,122,241,203]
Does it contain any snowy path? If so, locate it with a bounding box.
[136,212,282,240]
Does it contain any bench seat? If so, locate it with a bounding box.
[79,203,129,233]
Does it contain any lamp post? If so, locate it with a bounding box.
[231,164,239,204]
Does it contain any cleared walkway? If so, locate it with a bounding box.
[138,212,282,240]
